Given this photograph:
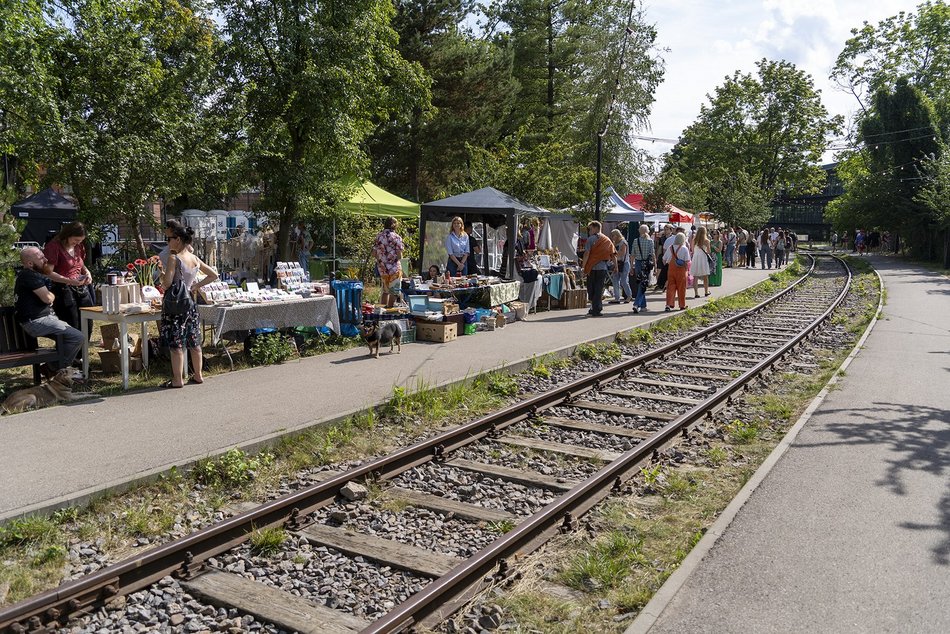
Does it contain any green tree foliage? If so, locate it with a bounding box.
[220,0,430,260]
[0,190,25,304]
[489,0,664,198]
[17,0,220,256]
[464,126,594,210]
[369,1,517,202]
[826,79,942,257]
[831,1,950,113]
[0,1,59,191]
[667,59,840,227]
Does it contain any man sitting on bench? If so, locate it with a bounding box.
[15,247,85,379]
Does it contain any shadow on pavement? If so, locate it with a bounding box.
[797,402,950,567]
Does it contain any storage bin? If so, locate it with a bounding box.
[332,279,364,337]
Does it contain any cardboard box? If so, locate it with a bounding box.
[441,301,460,315]
[101,330,141,357]
[415,321,458,343]
[99,350,144,374]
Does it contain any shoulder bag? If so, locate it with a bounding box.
[162,277,193,316]
[671,246,686,268]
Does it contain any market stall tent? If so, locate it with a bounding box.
[340,178,420,218]
[622,192,693,224]
[602,188,645,223]
[332,178,420,273]
[10,188,78,245]
[420,187,547,279]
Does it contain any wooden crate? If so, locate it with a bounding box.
[416,321,458,343]
[554,289,588,310]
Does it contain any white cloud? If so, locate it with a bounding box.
[635,0,920,162]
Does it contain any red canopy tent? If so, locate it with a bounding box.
[622,193,694,223]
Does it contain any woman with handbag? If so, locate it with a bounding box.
[159,225,218,388]
[663,232,691,311]
[43,222,94,338]
[631,224,655,313]
[690,226,712,298]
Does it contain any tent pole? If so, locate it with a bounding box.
[332,218,336,275]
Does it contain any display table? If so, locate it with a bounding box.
[80,306,162,390]
[417,281,521,309]
[197,295,341,345]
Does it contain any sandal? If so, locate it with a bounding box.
[161,381,184,389]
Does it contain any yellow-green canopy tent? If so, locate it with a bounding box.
[340,177,420,218]
[330,178,420,273]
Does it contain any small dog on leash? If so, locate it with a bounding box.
[2,369,93,414]
[360,322,402,358]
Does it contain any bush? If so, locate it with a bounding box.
[194,448,274,488]
[249,333,296,365]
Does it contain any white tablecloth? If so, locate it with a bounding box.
[198,296,340,344]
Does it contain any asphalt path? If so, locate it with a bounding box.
[638,256,950,633]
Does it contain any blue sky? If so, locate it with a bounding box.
[636,0,919,161]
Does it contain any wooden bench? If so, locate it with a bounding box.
[0,306,67,385]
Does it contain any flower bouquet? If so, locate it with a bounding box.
[127,256,163,300]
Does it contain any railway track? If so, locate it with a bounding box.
[1,254,853,634]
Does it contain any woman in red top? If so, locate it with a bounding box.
[44,221,94,333]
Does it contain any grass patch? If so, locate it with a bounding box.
[487,519,517,535]
[562,530,646,590]
[726,419,759,444]
[620,328,654,345]
[248,525,286,557]
[194,448,275,488]
[576,342,623,364]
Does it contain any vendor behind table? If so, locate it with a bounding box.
[444,216,469,276]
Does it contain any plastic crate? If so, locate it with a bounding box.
[401,327,417,344]
[332,279,364,337]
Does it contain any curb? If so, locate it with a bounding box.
[625,260,885,634]
[0,271,778,523]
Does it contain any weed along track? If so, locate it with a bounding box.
[0,255,856,634]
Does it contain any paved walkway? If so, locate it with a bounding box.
[632,256,950,633]
[0,266,776,521]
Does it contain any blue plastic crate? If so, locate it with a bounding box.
[332,279,364,337]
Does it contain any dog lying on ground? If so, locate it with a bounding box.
[1,369,93,414]
[360,322,402,358]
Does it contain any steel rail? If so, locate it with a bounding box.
[362,255,852,633]
[0,255,823,633]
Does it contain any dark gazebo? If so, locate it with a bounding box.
[419,187,546,279]
[10,188,78,245]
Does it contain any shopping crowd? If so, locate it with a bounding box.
[581,223,799,315]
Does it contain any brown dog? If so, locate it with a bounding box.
[1,369,93,414]
[360,322,402,358]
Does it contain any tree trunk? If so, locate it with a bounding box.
[133,221,148,259]
[546,3,555,128]
[277,205,294,261]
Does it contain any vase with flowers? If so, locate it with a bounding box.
[126,256,162,298]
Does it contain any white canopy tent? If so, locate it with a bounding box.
[537,213,579,261]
